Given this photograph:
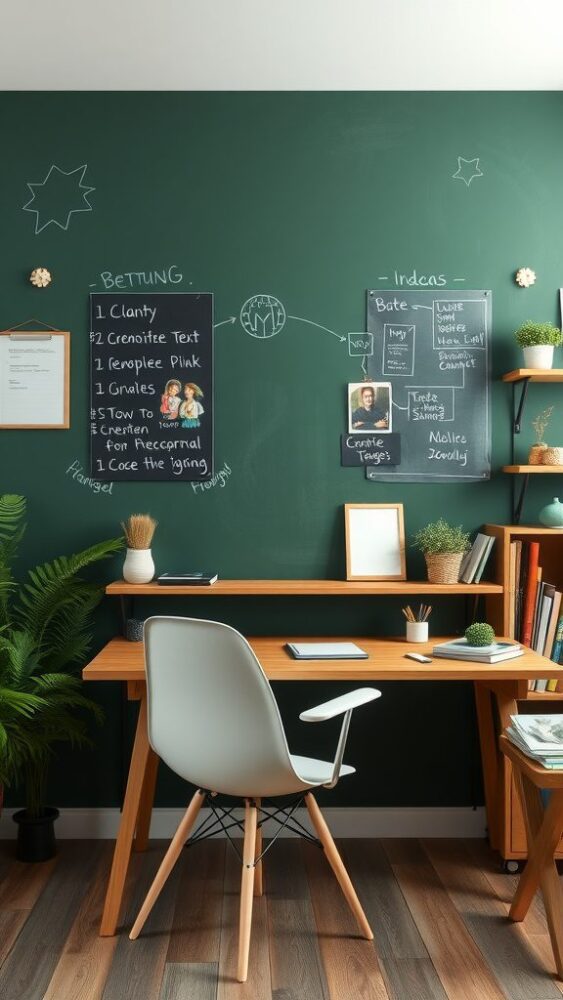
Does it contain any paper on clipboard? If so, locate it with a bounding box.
[0,335,67,427]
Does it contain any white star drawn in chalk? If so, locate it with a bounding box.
[452,156,483,187]
[22,164,95,234]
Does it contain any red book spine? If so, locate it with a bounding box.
[521,542,540,647]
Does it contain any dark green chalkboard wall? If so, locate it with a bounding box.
[1,92,562,810]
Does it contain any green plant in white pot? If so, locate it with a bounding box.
[515,321,562,370]
[412,519,470,585]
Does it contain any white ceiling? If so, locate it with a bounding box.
[2,0,562,91]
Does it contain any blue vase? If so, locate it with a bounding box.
[539,497,563,529]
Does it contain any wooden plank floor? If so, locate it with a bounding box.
[0,838,561,1000]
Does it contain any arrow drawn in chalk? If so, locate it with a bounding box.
[361,355,368,377]
[287,315,346,342]
[412,304,433,311]
[392,400,409,410]
[214,317,236,329]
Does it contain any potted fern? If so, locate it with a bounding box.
[0,493,123,860]
[515,321,562,370]
[412,518,470,585]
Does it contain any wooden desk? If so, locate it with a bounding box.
[83,636,560,936]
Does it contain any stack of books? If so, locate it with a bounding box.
[458,533,496,584]
[432,638,523,663]
[506,714,563,769]
[508,540,563,690]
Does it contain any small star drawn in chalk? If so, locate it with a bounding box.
[452,156,483,187]
[22,164,95,234]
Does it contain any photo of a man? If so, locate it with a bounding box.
[348,382,392,433]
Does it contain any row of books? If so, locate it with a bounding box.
[458,533,495,584]
[508,540,563,691]
[506,714,563,769]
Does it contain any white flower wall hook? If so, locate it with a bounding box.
[29,267,52,288]
[515,267,536,288]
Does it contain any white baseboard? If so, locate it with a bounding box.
[0,806,486,840]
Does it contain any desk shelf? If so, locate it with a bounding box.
[106,579,503,597]
[503,465,563,474]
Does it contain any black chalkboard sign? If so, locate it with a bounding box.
[366,289,491,483]
[90,292,213,481]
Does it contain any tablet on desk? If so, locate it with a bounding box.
[286,642,368,660]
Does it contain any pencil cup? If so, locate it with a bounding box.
[406,621,429,643]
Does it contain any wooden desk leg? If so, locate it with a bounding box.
[510,779,563,978]
[474,683,500,848]
[100,693,151,936]
[134,748,159,853]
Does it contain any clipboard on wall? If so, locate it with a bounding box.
[0,323,70,429]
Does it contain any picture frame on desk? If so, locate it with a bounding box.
[344,503,406,581]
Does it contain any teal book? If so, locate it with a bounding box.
[551,615,563,663]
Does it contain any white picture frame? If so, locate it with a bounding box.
[344,503,406,581]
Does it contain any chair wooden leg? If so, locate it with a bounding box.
[306,793,373,940]
[129,789,204,940]
[254,798,263,897]
[237,799,257,982]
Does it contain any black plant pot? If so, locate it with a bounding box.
[13,807,59,862]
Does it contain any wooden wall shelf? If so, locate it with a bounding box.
[106,579,503,597]
[503,369,563,383]
[503,465,563,474]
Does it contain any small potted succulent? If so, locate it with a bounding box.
[412,518,470,585]
[515,321,562,370]
[529,406,554,465]
[465,622,495,647]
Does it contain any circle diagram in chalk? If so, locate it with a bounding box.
[240,294,286,339]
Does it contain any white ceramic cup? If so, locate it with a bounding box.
[406,621,429,643]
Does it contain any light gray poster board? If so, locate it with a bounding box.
[366,289,492,483]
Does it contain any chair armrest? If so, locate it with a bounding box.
[299,687,381,722]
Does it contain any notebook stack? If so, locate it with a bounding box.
[432,638,523,663]
[508,540,563,691]
[506,714,563,769]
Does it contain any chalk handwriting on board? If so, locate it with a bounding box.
[23,164,94,234]
[66,459,113,495]
[191,461,232,493]
[375,270,466,286]
[348,333,373,358]
[90,293,214,482]
[240,294,286,338]
[367,289,491,482]
[214,317,236,329]
[90,265,186,290]
[452,157,483,187]
[239,294,345,343]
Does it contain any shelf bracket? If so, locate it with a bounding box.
[513,473,530,525]
[513,377,530,434]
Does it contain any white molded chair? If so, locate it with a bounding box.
[129,616,381,982]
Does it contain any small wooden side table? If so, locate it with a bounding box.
[500,735,563,979]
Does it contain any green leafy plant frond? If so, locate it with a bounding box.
[16,538,124,643]
[0,495,123,812]
[412,518,470,555]
[0,494,26,625]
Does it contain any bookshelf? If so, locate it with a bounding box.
[106,579,502,597]
[483,524,563,863]
[503,368,563,522]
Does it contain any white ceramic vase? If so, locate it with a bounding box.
[522,345,554,369]
[123,548,155,584]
